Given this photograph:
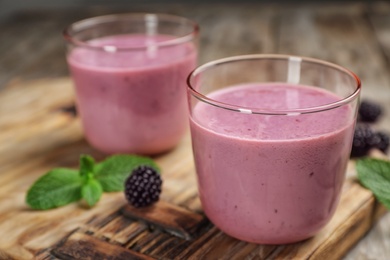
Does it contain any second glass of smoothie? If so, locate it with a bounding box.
[64,13,198,155]
[187,55,361,244]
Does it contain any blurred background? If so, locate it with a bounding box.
[0,0,376,19]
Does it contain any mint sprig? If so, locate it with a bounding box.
[357,157,390,209]
[26,154,159,210]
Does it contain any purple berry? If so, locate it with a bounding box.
[374,132,390,153]
[124,165,162,208]
[351,124,375,157]
[358,100,382,123]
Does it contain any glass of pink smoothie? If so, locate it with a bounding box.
[187,54,361,244]
[64,13,198,154]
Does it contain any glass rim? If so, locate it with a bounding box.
[187,54,361,115]
[63,12,199,51]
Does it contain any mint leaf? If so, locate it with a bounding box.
[94,155,160,192]
[357,158,390,209]
[82,177,103,207]
[26,168,83,210]
[80,155,95,177]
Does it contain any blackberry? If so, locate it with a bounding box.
[351,124,375,157]
[358,100,382,122]
[374,132,390,153]
[124,165,162,208]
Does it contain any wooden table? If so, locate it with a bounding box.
[1,2,390,259]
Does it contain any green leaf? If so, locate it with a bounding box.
[26,168,83,210]
[79,155,95,177]
[357,158,390,209]
[94,154,160,192]
[81,178,103,207]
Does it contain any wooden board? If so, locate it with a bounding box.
[0,78,387,260]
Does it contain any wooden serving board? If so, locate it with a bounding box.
[0,78,387,260]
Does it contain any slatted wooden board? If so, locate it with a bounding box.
[0,78,387,260]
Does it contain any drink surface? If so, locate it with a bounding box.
[192,83,350,140]
[190,83,354,244]
[68,34,197,154]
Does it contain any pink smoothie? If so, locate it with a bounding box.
[67,34,197,154]
[189,83,355,244]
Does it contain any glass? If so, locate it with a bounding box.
[64,13,199,154]
[187,54,361,244]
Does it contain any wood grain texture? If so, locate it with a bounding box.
[52,232,155,260]
[1,1,390,259]
[0,78,387,260]
[121,200,205,240]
